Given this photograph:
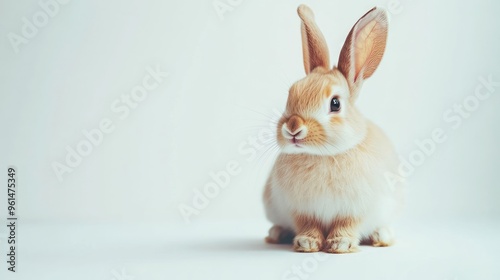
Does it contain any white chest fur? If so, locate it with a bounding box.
[267,153,396,236]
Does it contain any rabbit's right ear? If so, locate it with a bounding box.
[297,5,330,74]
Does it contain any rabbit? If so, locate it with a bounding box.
[263,4,405,253]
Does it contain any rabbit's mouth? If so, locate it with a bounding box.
[291,138,303,147]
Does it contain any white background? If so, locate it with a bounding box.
[1,0,500,279]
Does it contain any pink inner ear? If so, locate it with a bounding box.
[354,20,378,81]
[298,5,330,74]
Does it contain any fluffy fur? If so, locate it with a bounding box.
[263,5,404,253]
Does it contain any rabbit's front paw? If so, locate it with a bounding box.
[325,237,359,253]
[293,235,323,252]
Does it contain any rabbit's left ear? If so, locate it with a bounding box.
[298,5,330,74]
[338,7,388,92]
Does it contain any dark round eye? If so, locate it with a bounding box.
[330,97,341,112]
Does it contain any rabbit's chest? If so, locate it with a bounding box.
[272,154,375,220]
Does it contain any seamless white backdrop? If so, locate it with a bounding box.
[0,0,499,227]
[1,1,500,280]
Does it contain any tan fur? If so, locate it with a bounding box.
[267,121,401,252]
[293,214,325,252]
[298,5,330,74]
[286,115,304,134]
[277,116,327,147]
[338,7,388,97]
[327,217,360,239]
[274,121,398,209]
[263,5,401,254]
[286,70,341,116]
[325,217,360,253]
[263,178,272,204]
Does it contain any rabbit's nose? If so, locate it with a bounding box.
[286,115,304,133]
[282,115,307,139]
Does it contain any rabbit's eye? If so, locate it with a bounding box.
[330,97,341,112]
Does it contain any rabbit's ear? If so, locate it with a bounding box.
[338,7,388,90]
[298,5,330,74]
